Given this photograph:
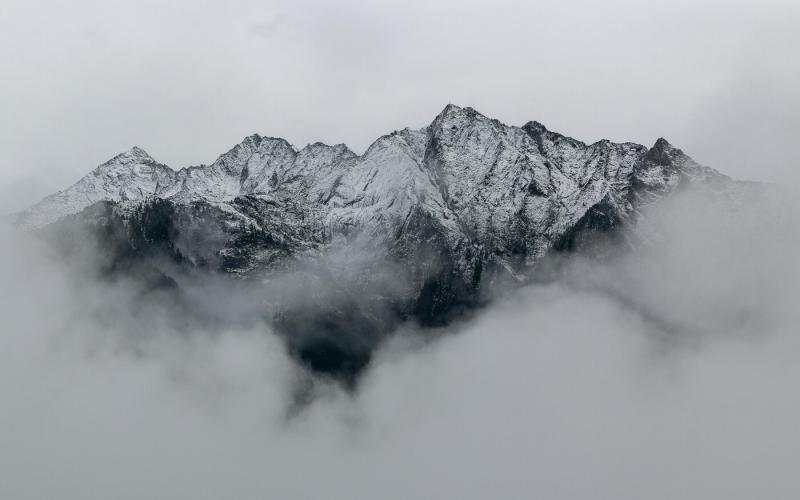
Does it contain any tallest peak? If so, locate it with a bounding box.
[434,103,467,121]
[120,146,152,159]
[432,103,491,129]
[441,103,464,114]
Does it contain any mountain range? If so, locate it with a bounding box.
[13,104,753,382]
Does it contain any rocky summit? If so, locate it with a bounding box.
[14,104,749,382]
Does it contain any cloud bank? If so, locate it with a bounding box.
[1,183,799,499]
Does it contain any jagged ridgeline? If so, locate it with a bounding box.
[15,105,743,383]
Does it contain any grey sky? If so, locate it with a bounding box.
[1,0,799,213]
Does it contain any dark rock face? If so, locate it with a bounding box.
[19,105,744,382]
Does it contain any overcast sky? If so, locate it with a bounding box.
[1,0,799,212]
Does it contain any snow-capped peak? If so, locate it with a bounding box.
[16,105,729,236]
[121,145,152,159]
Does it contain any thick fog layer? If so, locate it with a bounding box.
[1,185,798,499]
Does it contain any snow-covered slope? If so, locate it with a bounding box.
[17,104,752,380]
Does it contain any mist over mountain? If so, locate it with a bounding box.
[3,0,800,496]
[2,101,799,500]
[2,166,798,499]
[12,104,764,384]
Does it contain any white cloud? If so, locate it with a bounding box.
[1,185,798,499]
